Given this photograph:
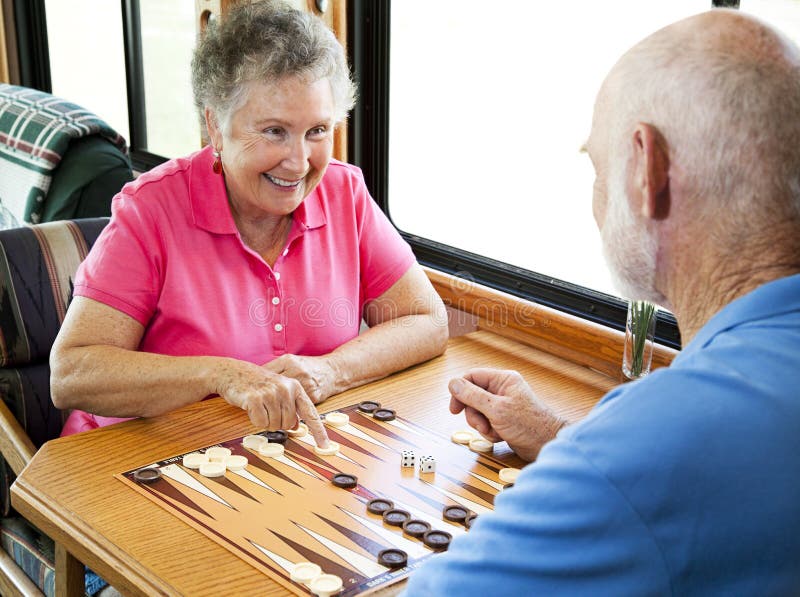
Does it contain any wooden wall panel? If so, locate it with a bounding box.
[426,267,678,381]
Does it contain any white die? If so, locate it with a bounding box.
[401,450,416,468]
[419,455,436,473]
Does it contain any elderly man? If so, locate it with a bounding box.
[404,9,800,596]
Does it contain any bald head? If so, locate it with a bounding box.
[601,9,800,225]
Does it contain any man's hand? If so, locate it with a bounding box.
[263,354,340,404]
[449,368,567,461]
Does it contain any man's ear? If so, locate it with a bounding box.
[630,123,670,220]
[204,107,223,151]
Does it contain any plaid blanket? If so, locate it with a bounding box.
[0,84,127,224]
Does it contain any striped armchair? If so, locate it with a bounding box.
[0,218,108,597]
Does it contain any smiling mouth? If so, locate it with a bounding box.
[265,173,302,188]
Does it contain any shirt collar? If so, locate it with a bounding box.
[190,144,328,234]
[679,272,800,360]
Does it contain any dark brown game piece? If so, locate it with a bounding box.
[442,505,469,523]
[266,430,288,444]
[373,408,396,421]
[401,519,431,538]
[422,529,452,551]
[133,467,161,484]
[357,400,381,413]
[378,548,408,569]
[332,473,358,489]
[367,498,395,515]
[464,512,478,529]
[382,508,411,527]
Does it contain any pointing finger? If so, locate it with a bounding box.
[295,391,329,448]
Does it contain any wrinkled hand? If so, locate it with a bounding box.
[216,360,329,448]
[449,368,567,461]
[263,354,340,404]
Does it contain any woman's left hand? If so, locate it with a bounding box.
[263,354,340,404]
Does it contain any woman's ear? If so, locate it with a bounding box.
[630,123,670,220]
[204,107,223,151]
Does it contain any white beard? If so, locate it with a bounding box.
[600,165,667,306]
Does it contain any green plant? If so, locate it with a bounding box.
[628,300,657,377]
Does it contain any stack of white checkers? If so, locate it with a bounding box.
[450,429,494,453]
[241,429,341,457]
[182,447,248,477]
[289,561,343,597]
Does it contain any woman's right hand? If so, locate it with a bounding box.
[215,360,330,447]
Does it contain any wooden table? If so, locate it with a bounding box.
[11,331,617,596]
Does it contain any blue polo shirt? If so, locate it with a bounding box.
[404,274,800,596]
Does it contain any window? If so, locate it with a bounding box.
[388,1,708,301]
[44,1,199,167]
[135,0,198,158]
[45,0,129,142]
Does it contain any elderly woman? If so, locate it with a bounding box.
[50,0,448,447]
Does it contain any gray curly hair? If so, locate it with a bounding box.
[191,0,356,133]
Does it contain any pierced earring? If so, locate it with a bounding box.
[212,149,222,174]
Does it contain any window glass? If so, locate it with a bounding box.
[45,0,129,142]
[139,0,199,157]
[389,1,710,298]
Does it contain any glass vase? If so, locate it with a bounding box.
[622,300,657,380]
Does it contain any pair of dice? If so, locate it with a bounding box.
[402,450,435,472]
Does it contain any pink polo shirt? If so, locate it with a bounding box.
[61,145,415,435]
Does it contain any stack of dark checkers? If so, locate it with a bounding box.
[357,400,381,414]
[443,505,469,523]
[133,467,161,484]
[422,529,452,551]
[378,548,408,569]
[331,473,358,489]
[401,519,431,538]
[366,498,394,515]
[382,508,412,527]
[373,408,396,421]
[265,430,288,444]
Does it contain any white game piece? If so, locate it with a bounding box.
[290,561,323,584]
[287,422,309,437]
[309,573,343,597]
[198,461,226,477]
[451,429,475,445]
[258,443,285,458]
[419,455,436,473]
[182,452,208,469]
[469,438,494,453]
[314,441,340,456]
[401,450,415,468]
[224,455,248,471]
[499,467,521,484]
[324,411,349,427]
[242,434,267,450]
[206,446,232,461]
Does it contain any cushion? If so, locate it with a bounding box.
[0,218,108,516]
[0,84,129,225]
[0,516,55,596]
[1,516,108,596]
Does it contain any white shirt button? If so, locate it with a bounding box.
[274,272,281,280]
[274,323,283,332]
[272,297,280,305]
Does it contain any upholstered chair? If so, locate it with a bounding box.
[0,218,108,597]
